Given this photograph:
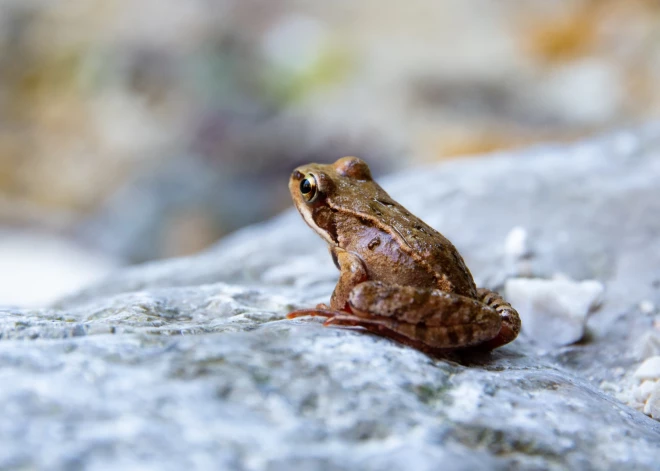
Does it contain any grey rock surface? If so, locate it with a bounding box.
[3,125,660,470]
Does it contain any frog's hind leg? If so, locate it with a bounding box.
[475,288,521,350]
[338,281,503,350]
[325,309,500,351]
[288,283,520,352]
[286,302,463,354]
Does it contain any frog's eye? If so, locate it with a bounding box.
[300,173,319,203]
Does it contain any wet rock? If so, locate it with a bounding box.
[3,125,660,470]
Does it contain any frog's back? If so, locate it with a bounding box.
[331,178,478,298]
[376,197,478,298]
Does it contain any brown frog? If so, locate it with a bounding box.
[287,157,521,354]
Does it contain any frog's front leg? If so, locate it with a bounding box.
[324,282,511,352]
[326,247,369,310]
[288,248,368,319]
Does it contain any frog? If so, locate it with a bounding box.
[287,156,521,354]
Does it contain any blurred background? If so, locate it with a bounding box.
[1,0,660,306]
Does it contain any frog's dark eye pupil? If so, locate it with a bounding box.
[300,173,319,202]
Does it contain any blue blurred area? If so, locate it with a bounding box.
[1,0,659,304]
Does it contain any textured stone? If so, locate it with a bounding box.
[634,357,660,380]
[3,125,660,470]
[638,331,660,359]
[646,387,660,419]
[635,380,658,403]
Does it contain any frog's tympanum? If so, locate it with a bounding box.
[287,157,521,354]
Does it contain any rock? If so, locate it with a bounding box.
[504,226,530,259]
[505,277,604,347]
[646,387,660,419]
[634,357,660,380]
[634,380,658,403]
[639,300,656,314]
[638,331,660,359]
[3,126,660,470]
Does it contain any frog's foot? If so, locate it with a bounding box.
[287,305,448,354]
[287,307,346,320]
[475,288,521,350]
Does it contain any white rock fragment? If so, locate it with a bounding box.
[505,277,604,347]
[645,388,660,419]
[504,226,530,259]
[636,331,660,359]
[634,380,658,403]
[633,356,660,380]
[617,357,660,419]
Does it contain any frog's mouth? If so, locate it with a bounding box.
[290,171,336,246]
[300,208,335,246]
[293,199,335,246]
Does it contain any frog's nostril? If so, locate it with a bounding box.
[292,170,304,180]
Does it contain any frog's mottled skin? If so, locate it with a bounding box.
[288,157,521,353]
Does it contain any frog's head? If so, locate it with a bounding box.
[289,157,373,245]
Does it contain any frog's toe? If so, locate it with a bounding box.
[287,308,344,320]
[476,288,521,349]
[322,314,357,327]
